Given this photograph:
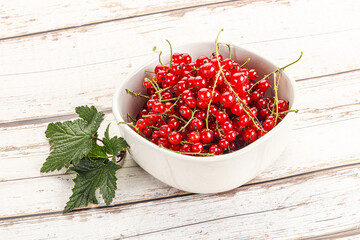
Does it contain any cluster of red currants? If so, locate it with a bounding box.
[131,51,290,156]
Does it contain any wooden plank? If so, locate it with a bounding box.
[1,164,359,239]
[1,69,359,181]
[1,117,359,217]
[2,0,359,39]
[0,0,226,39]
[1,29,360,123]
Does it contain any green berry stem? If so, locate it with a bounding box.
[117,121,146,137]
[125,88,149,99]
[166,39,173,72]
[226,43,231,59]
[273,72,280,125]
[161,146,215,156]
[240,58,250,68]
[179,109,198,132]
[224,78,266,133]
[127,113,136,123]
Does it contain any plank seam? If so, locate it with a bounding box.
[1,161,359,222]
[1,68,359,128]
[0,0,241,42]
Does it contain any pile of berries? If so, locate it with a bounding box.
[130,50,290,156]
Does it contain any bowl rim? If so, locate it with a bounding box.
[113,41,297,163]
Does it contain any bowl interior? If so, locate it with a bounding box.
[116,42,295,126]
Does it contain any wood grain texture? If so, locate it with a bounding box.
[1,30,360,123]
[1,0,360,238]
[1,0,360,122]
[0,0,226,39]
[1,69,359,182]
[1,164,359,239]
[1,117,359,217]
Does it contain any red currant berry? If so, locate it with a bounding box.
[153,102,165,114]
[180,143,192,153]
[195,110,206,120]
[196,56,210,68]
[209,144,223,155]
[136,118,147,130]
[193,76,207,90]
[189,118,204,131]
[218,138,229,149]
[198,63,216,79]
[192,142,204,153]
[185,97,197,108]
[209,104,218,115]
[196,100,209,109]
[182,53,192,65]
[278,99,289,112]
[221,121,233,132]
[179,106,192,118]
[242,128,257,143]
[168,131,182,145]
[159,124,171,138]
[231,72,247,86]
[220,91,235,107]
[188,131,201,143]
[176,80,187,92]
[230,102,245,116]
[200,129,214,144]
[168,117,180,130]
[172,53,183,64]
[257,80,269,92]
[197,88,212,102]
[225,130,237,141]
[158,137,170,148]
[250,90,261,102]
[216,111,228,123]
[263,119,275,131]
[248,69,258,80]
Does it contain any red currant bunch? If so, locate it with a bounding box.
[126,39,294,157]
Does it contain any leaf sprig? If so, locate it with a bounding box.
[41,105,129,213]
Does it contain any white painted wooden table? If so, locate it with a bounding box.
[1,0,360,239]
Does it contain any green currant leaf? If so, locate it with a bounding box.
[63,158,121,213]
[103,124,129,161]
[75,105,105,135]
[88,141,108,160]
[41,106,105,172]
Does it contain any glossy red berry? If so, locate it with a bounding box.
[196,56,210,68]
[158,137,170,148]
[188,131,201,143]
[189,118,204,131]
[198,63,216,79]
[218,138,229,149]
[168,131,182,145]
[248,69,258,80]
[225,130,237,141]
[179,106,192,118]
[200,129,214,144]
[168,117,180,130]
[242,128,257,143]
[257,80,269,92]
[136,118,147,130]
[197,88,212,102]
[209,144,222,155]
[220,91,235,107]
[221,121,233,132]
[159,124,171,138]
[263,119,275,131]
[216,111,228,123]
[192,142,204,153]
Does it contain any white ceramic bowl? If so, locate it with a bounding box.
[113,42,297,193]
